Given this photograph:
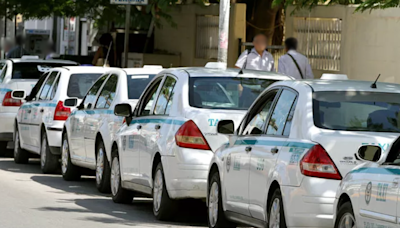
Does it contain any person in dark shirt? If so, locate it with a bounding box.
[6,35,29,58]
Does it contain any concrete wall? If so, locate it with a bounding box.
[154,3,246,67]
[286,5,400,83]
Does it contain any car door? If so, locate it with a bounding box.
[85,74,118,164]
[120,76,163,185]
[69,74,109,161]
[30,71,59,151]
[248,88,298,221]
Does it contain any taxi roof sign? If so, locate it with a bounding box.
[21,55,40,60]
[321,74,348,80]
[205,62,227,69]
[110,0,148,4]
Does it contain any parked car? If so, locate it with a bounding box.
[111,67,292,220]
[13,66,107,173]
[62,66,163,193]
[207,80,400,228]
[333,140,400,228]
[0,57,77,155]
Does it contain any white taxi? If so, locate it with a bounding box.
[13,67,106,173]
[207,80,400,228]
[0,57,77,154]
[333,141,400,228]
[62,66,163,193]
[111,67,292,220]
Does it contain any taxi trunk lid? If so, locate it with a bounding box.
[311,130,399,177]
[185,108,247,152]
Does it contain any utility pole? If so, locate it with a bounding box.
[217,0,230,67]
[124,4,131,68]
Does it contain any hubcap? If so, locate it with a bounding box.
[208,182,219,227]
[153,169,163,212]
[338,213,355,228]
[61,138,69,175]
[96,147,104,185]
[14,130,19,157]
[269,198,281,228]
[111,157,120,196]
[41,137,47,168]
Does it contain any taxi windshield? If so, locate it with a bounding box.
[127,74,156,99]
[313,91,400,133]
[189,77,276,110]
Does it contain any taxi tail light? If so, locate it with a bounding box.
[300,144,342,180]
[2,91,22,106]
[175,120,211,150]
[54,101,71,121]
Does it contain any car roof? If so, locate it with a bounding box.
[161,67,294,80]
[281,80,400,93]
[123,68,163,75]
[9,59,78,64]
[57,66,108,74]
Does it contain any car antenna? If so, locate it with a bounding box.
[370,74,381,89]
[103,41,112,68]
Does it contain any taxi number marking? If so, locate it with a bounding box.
[364,221,393,228]
[256,158,264,171]
[376,183,388,202]
[128,135,134,149]
[233,157,240,171]
[289,147,305,165]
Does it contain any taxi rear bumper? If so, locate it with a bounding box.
[161,147,214,199]
[281,177,340,228]
[0,112,16,141]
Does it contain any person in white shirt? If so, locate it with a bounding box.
[278,37,314,79]
[235,34,275,71]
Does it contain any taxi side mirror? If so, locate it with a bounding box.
[115,103,132,125]
[357,145,382,163]
[11,90,26,100]
[64,98,78,107]
[217,120,234,135]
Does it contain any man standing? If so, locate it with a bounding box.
[278,37,314,79]
[6,35,29,58]
[235,34,275,71]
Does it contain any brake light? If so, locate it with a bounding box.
[175,120,211,150]
[300,144,342,180]
[2,91,21,106]
[54,101,71,121]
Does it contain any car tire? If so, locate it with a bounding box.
[95,140,111,193]
[40,133,59,174]
[14,126,29,164]
[208,172,236,228]
[111,148,134,204]
[153,162,178,221]
[334,202,356,228]
[268,188,287,228]
[61,133,81,181]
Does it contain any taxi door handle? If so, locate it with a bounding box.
[137,125,142,130]
[155,125,161,130]
[245,146,252,153]
[271,147,279,154]
[40,109,44,113]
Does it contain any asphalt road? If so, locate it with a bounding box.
[0,157,208,228]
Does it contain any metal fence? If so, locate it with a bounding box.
[238,39,286,69]
[195,15,219,59]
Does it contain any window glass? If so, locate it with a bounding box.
[127,74,156,99]
[95,75,118,109]
[267,90,297,136]
[12,62,77,79]
[67,73,103,99]
[313,91,400,133]
[189,77,276,110]
[140,80,162,116]
[242,90,278,135]
[154,77,176,115]
[29,73,49,101]
[83,74,108,109]
[48,75,60,100]
[0,64,7,83]
[39,72,58,100]
[283,99,298,137]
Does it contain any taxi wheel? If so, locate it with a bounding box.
[334,202,355,228]
[95,141,111,193]
[268,188,287,228]
[111,149,134,204]
[153,162,178,221]
[14,126,29,164]
[208,172,236,228]
[40,133,59,174]
[61,133,81,181]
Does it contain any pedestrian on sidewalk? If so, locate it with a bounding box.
[6,35,29,58]
[278,37,314,79]
[235,34,275,71]
[45,42,59,60]
[92,33,115,67]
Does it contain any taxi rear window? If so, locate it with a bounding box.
[127,74,156,99]
[313,91,400,132]
[12,62,77,79]
[189,77,276,110]
[67,74,103,99]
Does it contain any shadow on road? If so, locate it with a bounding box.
[0,158,43,174]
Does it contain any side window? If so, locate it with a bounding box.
[266,89,297,136]
[241,90,278,135]
[48,75,60,100]
[283,99,298,137]
[39,72,58,100]
[95,75,118,109]
[29,72,49,101]
[154,76,177,115]
[0,64,8,83]
[139,79,162,116]
[83,74,108,109]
